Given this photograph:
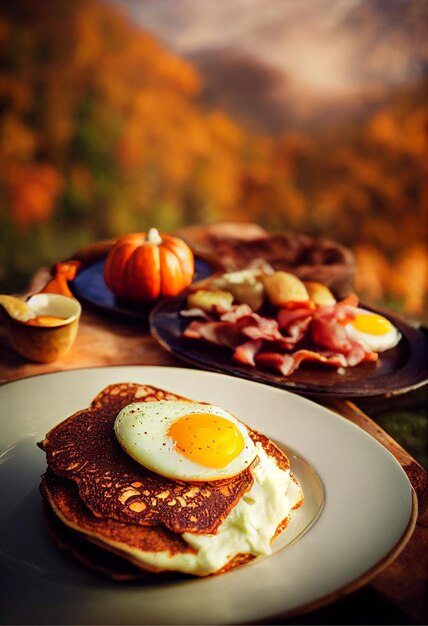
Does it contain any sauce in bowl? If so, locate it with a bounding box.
[25,315,66,327]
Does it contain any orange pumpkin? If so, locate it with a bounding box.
[103,228,194,302]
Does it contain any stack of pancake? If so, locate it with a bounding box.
[39,382,302,579]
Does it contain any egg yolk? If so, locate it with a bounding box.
[168,413,245,469]
[351,313,394,336]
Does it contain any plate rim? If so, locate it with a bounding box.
[149,296,428,398]
[265,488,417,623]
[0,365,417,625]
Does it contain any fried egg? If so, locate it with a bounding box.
[114,400,257,481]
[345,308,401,352]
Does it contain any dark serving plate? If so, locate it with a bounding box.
[71,257,213,322]
[150,296,428,398]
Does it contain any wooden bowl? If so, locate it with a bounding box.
[7,294,81,363]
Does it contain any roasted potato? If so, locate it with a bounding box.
[303,281,336,307]
[262,271,309,308]
[186,289,234,313]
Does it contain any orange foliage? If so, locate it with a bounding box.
[355,243,428,317]
[390,246,428,316]
[354,245,392,301]
[0,0,426,316]
[6,163,63,227]
[0,114,35,162]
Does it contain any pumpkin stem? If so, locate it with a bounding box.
[147,228,162,245]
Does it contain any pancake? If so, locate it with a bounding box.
[41,468,301,578]
[40,382,303,578]
[40,383,255,534]
[41,471,195,575]
[42,497,148,581]
[42,472,259,577]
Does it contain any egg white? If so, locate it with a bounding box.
[345,308,400,352]
[110,443,302,576]
[114,400,257,481]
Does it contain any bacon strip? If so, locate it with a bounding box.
[311,317,353,354]
[255,350,349,376]
[233,339,263,366]
[277,307,314,331]
[182,296,378,378]
[183,320,245,349]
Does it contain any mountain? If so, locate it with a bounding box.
[114,0,428,131]
[186,48,293,133]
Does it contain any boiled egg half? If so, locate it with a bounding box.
[114,400,257,481]
[345,308,401,352]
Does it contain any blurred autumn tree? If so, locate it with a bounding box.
[0,0,426,316]
[0,0,248,290]
[234,86,428,314]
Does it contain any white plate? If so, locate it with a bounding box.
[0,366,415,625]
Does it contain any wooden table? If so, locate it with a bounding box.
[0,226,427,625]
